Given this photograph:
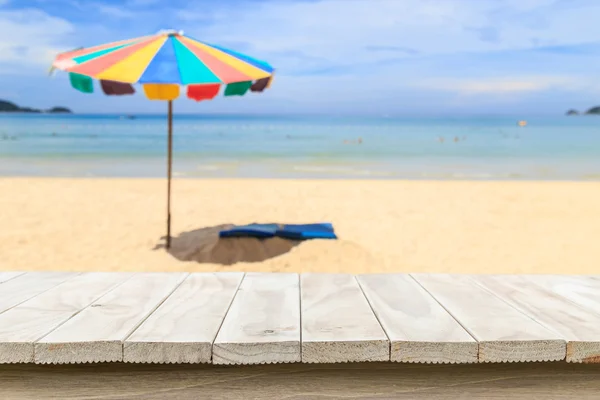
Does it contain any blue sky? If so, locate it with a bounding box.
[1,0,599,115]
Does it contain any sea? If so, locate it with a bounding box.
[1,113,599,180]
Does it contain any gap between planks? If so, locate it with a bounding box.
[124,272,244,364]
[0,272,135,363]
[411,273,566,363]
[0,272,26,285]
[301,273,389,363]
[471,274,600,364]
[34,273,189,364]
[212,273,301,365]
[0,272,80,316]
[357,274,477,364]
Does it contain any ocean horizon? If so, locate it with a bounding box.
[1,113,599,180]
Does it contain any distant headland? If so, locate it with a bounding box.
[566,106,600,116]
[0,100,72,114]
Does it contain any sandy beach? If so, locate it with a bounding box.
[0,178,599,274]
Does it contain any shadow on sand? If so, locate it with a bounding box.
[153,224,302,265]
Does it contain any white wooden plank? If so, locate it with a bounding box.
[411,273,566,363]
[0,272,26,284]
[212,273,300,365]
[35,272,188,364]
[471,274,600,363]
[0,272,78,314]
[124,272,244,364]
[0,272,133,364]
[301,273,389,363]
[522,275,600,316]
[357,274,477,364]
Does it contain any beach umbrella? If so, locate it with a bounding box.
[50,29,274,249]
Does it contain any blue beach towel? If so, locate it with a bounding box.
[219,222,338,240]
[276,223,337,240]
[219,223,278,238]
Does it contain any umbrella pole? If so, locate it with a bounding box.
[166,100,173,249]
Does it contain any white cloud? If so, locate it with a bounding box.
[409,75,593,95]
[177,0,600,73]
[3,0,599,75]
[94,4,137,18]
[165,0,600,104]
[0,8,75,69]
[126,0,161,6]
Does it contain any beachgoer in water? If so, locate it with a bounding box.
[438,136,445,143]
[343,138,362,145]
[454,136,459,143]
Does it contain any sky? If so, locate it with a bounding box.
[0,0,600,115]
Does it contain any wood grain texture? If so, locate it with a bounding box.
[0,272,77,315]
[124,272,244,364]
[2,362,600,400]
[357,274,477,364]
[301,273,389,363]
[471,274,600,364]
[212,273,300,365]
[35,273,188,364]
[0,272,25,285]
[0,272,133,364]
[412,273,566,363]
[524,275,600,316]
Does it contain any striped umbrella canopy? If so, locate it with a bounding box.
[51,29,275,249]
[52,29,274,99]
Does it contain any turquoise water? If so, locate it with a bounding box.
[1,114,599,179]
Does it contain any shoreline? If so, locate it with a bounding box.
[3,175,600,181]
[1,177,599,274]
[5,176,600,182]
[2,158,600,181]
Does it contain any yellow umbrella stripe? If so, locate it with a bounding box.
[96,36,168,83]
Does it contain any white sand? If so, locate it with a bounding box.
[0,178,599,274]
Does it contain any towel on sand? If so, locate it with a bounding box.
[219,223,337,240]
[276,223,337,240]
[219,223,278,238]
